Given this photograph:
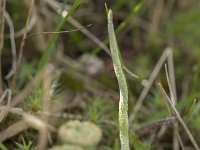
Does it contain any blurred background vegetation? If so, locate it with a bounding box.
[0,0,200,149]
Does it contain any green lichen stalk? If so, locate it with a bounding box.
[107,10,130,150]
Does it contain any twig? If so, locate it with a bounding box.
[40,65,54,150]
[165,63,184,150]
[0,121,29,142]
[0,105,55,149]
[166,48,179,150]
[0,105,23,114]
[157,83,200,150]
[0,89,11,123]
[135,117,177,138]
[23,113,48,150]
[129,48,171,124]
[0,89,9,104]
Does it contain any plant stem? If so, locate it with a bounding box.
[37,0,81,71]
[108,10,130,150]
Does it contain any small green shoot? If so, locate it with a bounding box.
[15,137,33,150]
[38,0,81,71]
[93,0,144,55]
[105,3,109,16]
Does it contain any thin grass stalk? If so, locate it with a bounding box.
[0,64,53,123]
[157,83,200,150]
[93,0,144,55]
[164,63,185,149]
[45,1,139,79]
[0,0,6,95]
[11,0,35,88]
[38,0,81,71]
[165,59,179,150]
[4,11,17,79]
[108,10,129,150]
[129,48,170,124]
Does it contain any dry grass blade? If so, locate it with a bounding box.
[157,83,200,150]
[135,116,177,138]
[0,0,6,50]
[0,105,23,114]
[23,113,48,150]
[26,24,92,39]
[0,0,6,95]
[68,16,139,79]
[45,0,139,79]
[166,47,177,104]
[0,105,55,148]
[4,11,17,79]
[0,89,9,104]
[0,89,11,123]
[0,121,29,142]
[0,64,54,123]
[11,0,35,88]
[11,64,54,107]
[40,65,54,150]
[165,62,183,150]
[0,106,25,142]
[129,48,171,124]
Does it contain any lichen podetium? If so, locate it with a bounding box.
[107,10,130,150]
